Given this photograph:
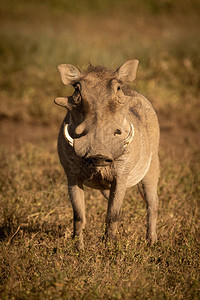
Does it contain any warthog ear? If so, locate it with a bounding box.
[115,60,139,83]
[54,97,72,110]
[57,64,80,85]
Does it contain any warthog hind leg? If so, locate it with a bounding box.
[142,154,159,246]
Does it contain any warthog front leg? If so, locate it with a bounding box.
[67,178,85,250]
[105,178,127,240]
[142,154,159,246]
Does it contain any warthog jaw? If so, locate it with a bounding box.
[63,122,135,149]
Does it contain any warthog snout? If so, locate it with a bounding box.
[84,154,113,166]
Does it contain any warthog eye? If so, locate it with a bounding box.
[73,83,82,105]
[74,86,80,93]
[74,82,81,93]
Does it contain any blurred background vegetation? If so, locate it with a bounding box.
[0,0,200,127]
[0,1,199,299]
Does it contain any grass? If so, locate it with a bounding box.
[0,1,199,299]
[0,143,199,299]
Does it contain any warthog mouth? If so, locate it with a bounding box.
[63,122,135,149]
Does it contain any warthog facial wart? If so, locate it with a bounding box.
[54,60,160,250]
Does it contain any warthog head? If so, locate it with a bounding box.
[55,60,139,166]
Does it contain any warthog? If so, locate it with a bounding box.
[54,60,159,250]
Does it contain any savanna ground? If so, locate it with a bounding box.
[0,1,199,299]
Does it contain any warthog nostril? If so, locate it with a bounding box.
[84,155,113,166]
[105,159,113,163]
[84,158,93,165]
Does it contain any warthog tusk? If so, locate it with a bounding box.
[124,123,134,147]
[64,123,74,147]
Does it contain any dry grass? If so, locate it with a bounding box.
[0,1,199,299]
